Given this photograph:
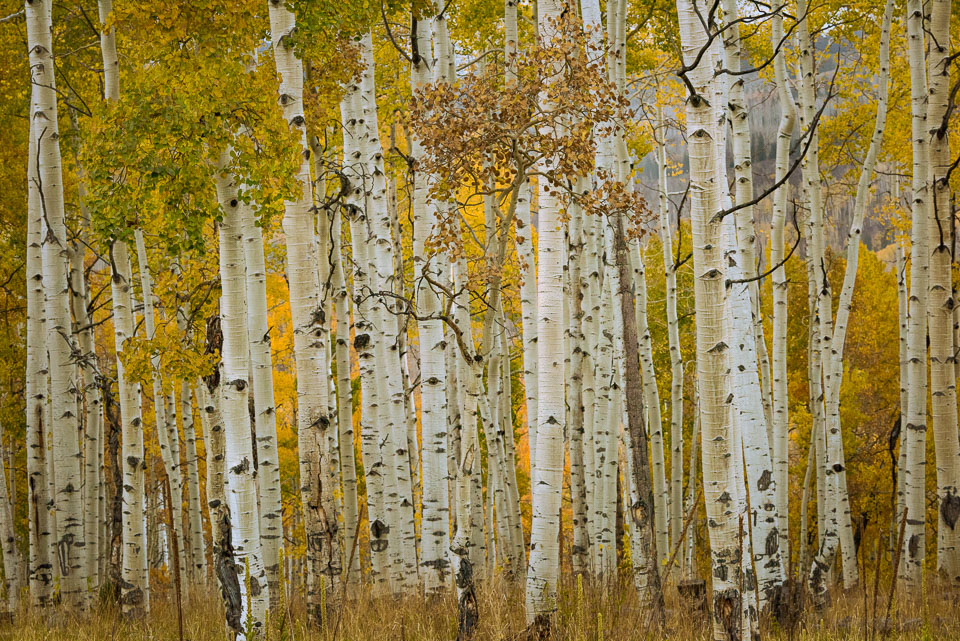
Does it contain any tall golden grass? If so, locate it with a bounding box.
[1,570,956,641]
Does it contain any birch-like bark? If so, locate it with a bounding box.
[240,193,284,597]
[795,0,857,592]
[216,154,269,633]
[655,103,684,564]
[69,138,102,591]
[26,106,54,607]
[111,240,148,614]
[631,241,669,566]
[179,381,206,583]
[525,0,566,624]
[326,163,360,589]
[197,365,241,634]
[901,0,929,585]
[723,209,785,610]
[769,0,795,562]
[676,1,742,637]
[357,32,419,589]
[134,231,186,582]
[411,9,451,593]
[720,0,785,609]
[924,0,960,580]
[28,0,87,607]
[268,0,340,604]
[342,86,389,588]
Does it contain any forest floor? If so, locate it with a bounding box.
[0,572,956,640]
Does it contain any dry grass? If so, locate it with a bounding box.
[0,572,956,641]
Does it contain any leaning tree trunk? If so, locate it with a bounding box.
[614,211,664,616]
[28,0,88,608]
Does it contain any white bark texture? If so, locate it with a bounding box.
[268,0,340,604]
[28,0,88,607]
[525,0,566,623]
[26,95,54,607]
[676,1,742,637]
[240,195,284,596]
[412,10,451,593]
[216,154,269,633]
[924,0,960,581]
[901,0,929,585]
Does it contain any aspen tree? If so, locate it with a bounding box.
[135,231,186,581]
[525,0,567,624]
[359,31,419,588]
[769,0,795,561]
[69,143,102,590]
[507,0,539,486]
[675,0,743,636]
[239,189,284,597]
[197,366,241,633]
[92,0,149,612]
[178,381,206,582]
[924,0,960,580]
[411,7,451,593]
[901,0,929,585]
[215,153,269,634]
[111,240,149,614]
[268,0,340,605]
[341,82,393,586]
[795,0,858,592]
[27,0,88,607]
[25,106,54,607]
[654,102,684,562]
[720,0,785,609]
[325,162,361,589]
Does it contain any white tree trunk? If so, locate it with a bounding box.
[924,0,960,581]
[268,0,340,606]
[769,0,795,562]
[676,1,742,636]
[179,381,206,582]
[28,0,88,607]
[901,0,929,585]
[25,102,55,607]
[216,153,269,634]
[411,8,451,594]
[134,231,186,582]
[342,83,390,586]
[111,240,149,614]
[358,32,419,589]
[239,194,284,597]
[525,0,566,623]
[69,148,102,591]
